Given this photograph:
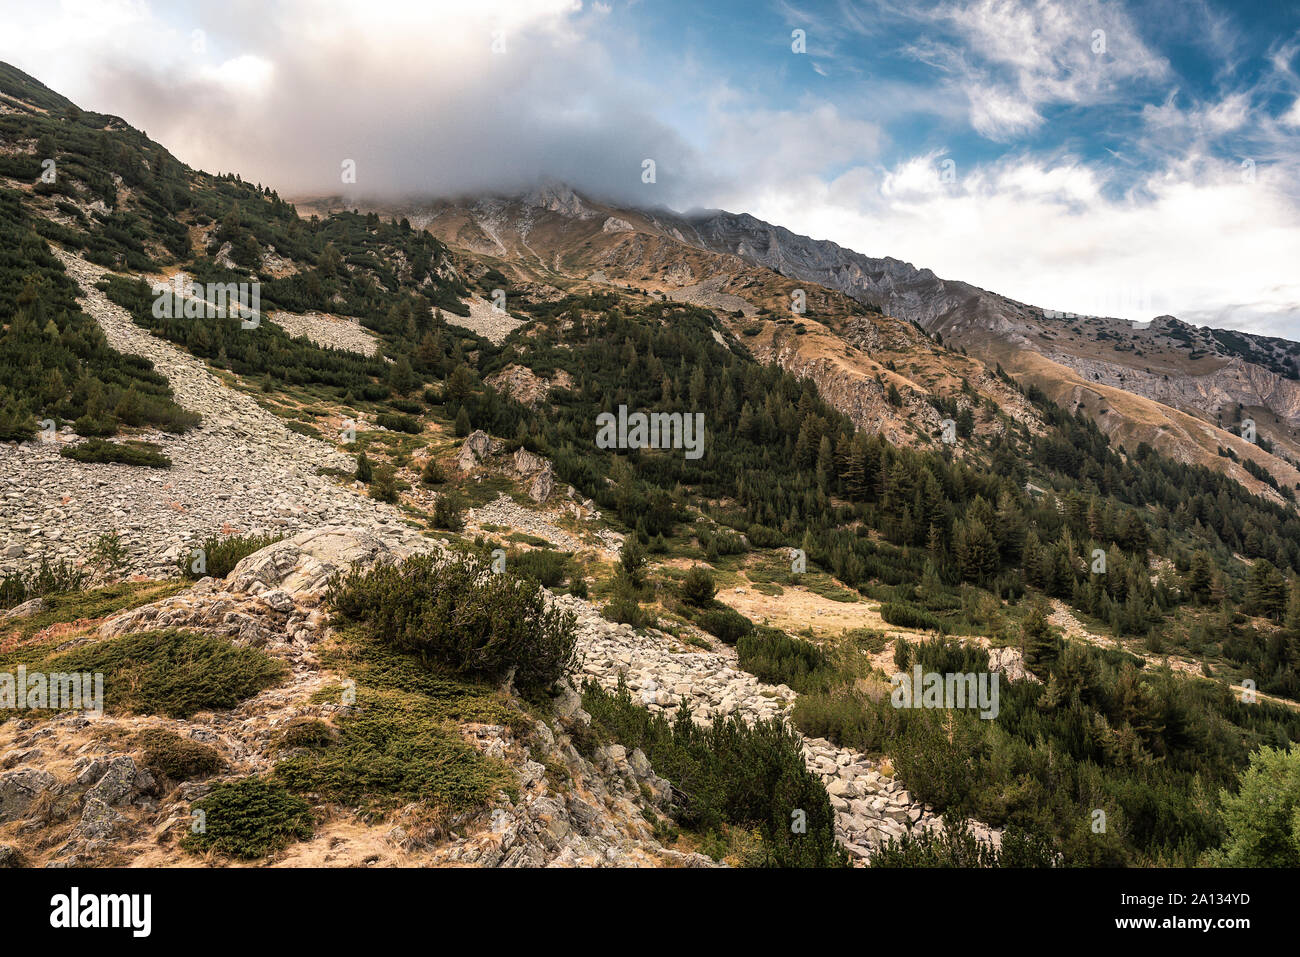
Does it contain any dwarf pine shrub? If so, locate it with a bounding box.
[694,604,753,644]
[272,688,515,814]
[509,548,568,589]
[60,438,171,468]
[893,635,989,675]
[580,677,847,868]
[134,728,225,781]
[177,532,283,579]
[879,601,945,633]
[737,627,832,693]
[375,412,422,433]
[327,552,576,693]
[0,557,87,609]
[680,566,717,606]
[32,629,286,718]
[181,777,313,860]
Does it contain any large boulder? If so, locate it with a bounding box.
[0,768,56,822]
[1,597,44,621]
[225,526,422,598]
[456,430,501,472]
[513,448,555,503]
[77,756,153,806]
[0,844,25,868]
[987,646,1039,684]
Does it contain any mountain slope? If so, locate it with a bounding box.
[301,184,1300,503]
[298,186,1044,454]
[4,63,1300,872]
[673,208,1300,501]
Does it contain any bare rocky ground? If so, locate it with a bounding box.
[266,310,380,356]
[446,295,524,345]
[485,364,574,409]
[1048,599,1202,676]
[453,430,625,556]
[0,251,424,579]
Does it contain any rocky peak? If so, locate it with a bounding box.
[521,181,596,220]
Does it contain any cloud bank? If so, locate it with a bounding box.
[2,0,1299,336]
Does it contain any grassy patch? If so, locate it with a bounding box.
[1,580,185,644]
[263,627,525,822]
[1,629,285,719]
[316,628,525,730]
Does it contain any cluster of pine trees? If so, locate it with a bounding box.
[0,191,196,440]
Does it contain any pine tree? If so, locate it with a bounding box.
[956,518,998,584]
[1020,601,1058,674]
[1186,549,1214,604]
[1247,560,1288,621]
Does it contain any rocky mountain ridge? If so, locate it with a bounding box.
[669,205,1300,493]
[297,181,1300,502]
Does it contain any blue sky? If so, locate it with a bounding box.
[2,0,1299,335]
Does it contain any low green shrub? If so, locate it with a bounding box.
[602,573,649,628]
[177,532,283,579]
[893,636,989,675]
[277,718,337,750]
[273,688,514,814]
[791,689,906,755]
[432,492,464,530]
[60,438,171,468]
[509,548,568,588]
[375,412,422,434]
[284,420,321,439]
[680,566,717,606]
[694,604,754,644]
[134,728,225,781]
[869,821,1058,867]
[737,627,833,693]
[29,629,286,718]
[327,552,577,693]
[879,601,946,633]
[368,464,401,503]
[420,458,446,485]
[0,558,88,609]
[181,777,314,859]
